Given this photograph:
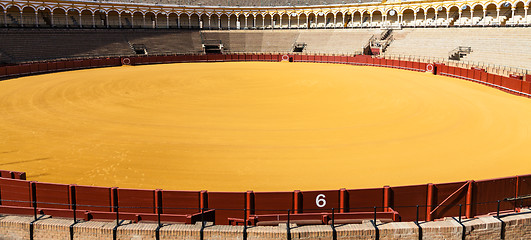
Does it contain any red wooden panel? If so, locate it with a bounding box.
[526,74,531,82]
[399,60,406,68]
[117,188,155,214]
[307,55,314,62]
[508,78,522,92]
[454,67,462,77]
[30,63,39,73]
[73,60,83,69]
[432,182,468,219]
[13,172,26,180]
[494,75,503,86]
[340,56,348,63]
[406,61,413,69]
[64,61,74,69]
[334,56,341,62]
[56,61,66,70]
[301,190,339,213]
[75,185,112,212]
[208,192,246,225]
[480,71,487,82]
[161,190,200,215]
[391,185,428,221]
[381,58,388,66]
[251,54,259,61]
[230,54,238,61]
[412,61,420,70]
[6,66,19,75]
[419,62,427,72]
[293,54,302,62]
[90,59,102,67]
[246,54,253,61]
[522,81,531,94]
[0,178,31,207]
[0,171,11,178]
[37,63,47,72]
[475,177,517,216]
[347,188,384,212]
[34,182,70,209]
[254,192,293,215]
[517,175,531,207]
[0,66,7,77]
[19,64,31,74]
[440,64,447,74]
[486,73,495,84]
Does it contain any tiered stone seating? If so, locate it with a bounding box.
[385,28,531,69]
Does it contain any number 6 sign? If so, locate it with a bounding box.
[316,194,326,208]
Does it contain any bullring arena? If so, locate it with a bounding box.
[1,0,531,239]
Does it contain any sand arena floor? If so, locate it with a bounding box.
[0,62,530,191]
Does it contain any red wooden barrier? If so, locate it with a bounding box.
[526,75,531,82]
[34,182,70,209]
[517,175,531,207]
[251,54,259,61]
[161,190,200,215]
[475,177,517,216]
[347,188,384,212]
[253,192,293,216]
[431,181,468,220]
[522,81,531,94]
[0,66,8,77]
[391,184,428,221]
[419,62,427,72]
[208,192,246,225]
[29,63,39,73]
[301,190,339,214]
[340,56,348,63]
[117,188,156,214]
[412,61,420,71]
[6,66,20,76]
[0,178,31,207]
[75,185,112,212]
[64,60,74,69]
[493,75,502,86]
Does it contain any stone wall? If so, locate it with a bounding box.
[0,208,529,240]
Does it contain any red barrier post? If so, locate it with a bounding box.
[246,191,254,218]
[426,183,434,221]
[200,190,208,211]
[466,181,474,218]
[294,190,302,214]
[383,186,391,212]
[339,188,348,213]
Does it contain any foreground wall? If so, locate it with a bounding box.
[0,209,530,240]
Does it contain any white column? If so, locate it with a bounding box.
[188,15,190,28]
[20,11,23,27]
[131,14,134,28]
[288,15,291,28]
[143,15,146,28]
[119,13,122,28]
[413,12,416,27]
[435,12,438,27]
[306,15,309,28]
[79,13,82,28]
[51,12,54,27]
[4,10,7,27]
[35,12,39,27]
[470,9,473,26]
[92,13,95,28]
[458,10,462,26]
[424,11,427,27]
[334,15,337,28]
[280,15,282,29]
[154,15,157,28]
[483,10,486,26]
[177,15,180,28]
[167,14,169,28]
[106,13,109,28]
[496,8,500,22]
[446,11,449,27]
[208,16,211,30]
[228,16,231,29]
[253,16,256,29]
[511,8,515,25]
[245,15,248,29]
[297,15,300,28]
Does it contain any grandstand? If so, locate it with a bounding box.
[0,0,530,239]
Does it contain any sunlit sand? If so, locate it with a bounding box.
[0,62,530,191]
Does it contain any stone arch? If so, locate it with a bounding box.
[402,8,415,26]
[351,10,362,27]
[263,13,272,29]
[52,7,67,27]
[144,11,156,28]
[237,14,246,29]
[298,12,308,28]
[190,13,200,28]
[289,12,297,28]
[80,9,93,28]
[65,8,81,28]
[21,6,36,27]
[307,12,316,28]
[272,13,280,28]
[155,12,167,28]
[107,10,119,28]
[168,12,178,28]
[426,7,436,26]
[6,5,22,27]
[216,13,225,29]
[228,13,238,29]
[210,14,220,29]
[371,10,383,26]
[255,14,263,29]
[316,12,325,28]
[132,11,144,28]
[386,8,398,23]
[119,10,133,28]
[335,11,344,28]
[325,12,334,28]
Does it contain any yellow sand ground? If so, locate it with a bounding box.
[0,62,530,191]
